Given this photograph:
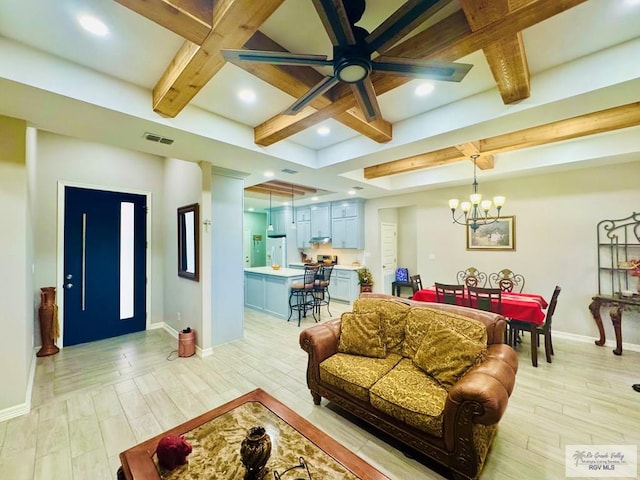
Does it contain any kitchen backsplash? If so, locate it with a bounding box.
[298,245,363,265]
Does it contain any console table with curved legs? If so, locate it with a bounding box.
[589,294,640,355]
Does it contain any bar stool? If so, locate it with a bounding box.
[288,266,318,326]
[312,265,334,318]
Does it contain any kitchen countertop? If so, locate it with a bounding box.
[288,262,363,271]
[244,266,306,277]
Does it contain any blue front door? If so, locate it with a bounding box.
[63,187,147,346]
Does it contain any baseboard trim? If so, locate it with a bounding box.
[0,350,37,423]
[553,330,640,353]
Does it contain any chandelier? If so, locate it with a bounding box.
[448,154,506,231]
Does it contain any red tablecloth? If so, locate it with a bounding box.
[412,287,548,325]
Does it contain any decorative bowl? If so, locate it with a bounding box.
[271,264,281,270]
[621,290,634,297]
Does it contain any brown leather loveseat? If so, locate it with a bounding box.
[299,294,517,480]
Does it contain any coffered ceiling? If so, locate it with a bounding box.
[0,0,638,211]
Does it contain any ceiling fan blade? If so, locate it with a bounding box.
[283,76,340,115]
[350,78,381,122]
[373,57,473,82]
[222,49,332,68]
[366,0,449,54]
[312,0,357,46]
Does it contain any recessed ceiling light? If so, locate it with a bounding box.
[317,126,331,136]
[264,170,274,178]
[77,14,109,36]
[238,89,256,103]
[311,196,319,201]
[415,83,434,96]
[248,207,255,212]
[283,201,289,206]
[348,190,356,195]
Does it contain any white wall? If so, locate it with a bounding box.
[364,160,640,347]
[210,168,245,346]
[162,158,202,337]
[398,206,418,276]
[35,132,167,330]
[0,116,32,413]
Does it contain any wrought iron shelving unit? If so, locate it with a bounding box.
[596,212,640,295]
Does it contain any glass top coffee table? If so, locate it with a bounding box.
[118,388,389,480]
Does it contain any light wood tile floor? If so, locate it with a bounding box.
[2,303,639,479]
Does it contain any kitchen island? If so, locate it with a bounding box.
[289,262,362,304]
[244,267,305,320]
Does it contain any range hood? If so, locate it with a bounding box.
[267,233,286,238]
[309,236,331,244]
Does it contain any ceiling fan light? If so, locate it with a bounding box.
[335,58,370,83]
[415,83,434,96]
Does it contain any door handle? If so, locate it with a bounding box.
[66,283,73,289]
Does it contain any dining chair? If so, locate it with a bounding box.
[456,267,487,288]
[509,286,561,367]
[467,286,503,314]
[409,274,423,298]
[489,269,526,343]
[489,268,525,293]
[392,267,413,297]
[434,282,465,305]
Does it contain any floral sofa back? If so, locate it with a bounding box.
[299,294,518,480]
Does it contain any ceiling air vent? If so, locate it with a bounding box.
[281,168,298,174]
[352,186,363,190]
[144,132,174,145]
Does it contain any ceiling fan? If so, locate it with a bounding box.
[221,0,473,122]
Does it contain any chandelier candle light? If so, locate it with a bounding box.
[449,154,506,231]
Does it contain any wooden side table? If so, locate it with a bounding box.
[588,294,640,355]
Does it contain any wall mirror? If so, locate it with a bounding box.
[178,203,200,281]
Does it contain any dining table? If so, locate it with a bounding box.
[412,286,549,366]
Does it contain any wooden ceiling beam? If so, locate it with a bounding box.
[364,147,463,179]
[265,180,317,194]
[479,101,640,153]
[152,0,284,117]
[114,0,213,45]
[256,0,587,146]
[455,142,494,169]
[245,185,304,197]
[364,102,640,179]
[460,0,530,104]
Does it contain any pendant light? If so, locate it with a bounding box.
[267,190,274,232]
[290,185,296,230]
[448,154,506,231]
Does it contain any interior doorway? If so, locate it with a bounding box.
[380,222,397,294]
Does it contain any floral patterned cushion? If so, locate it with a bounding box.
[413,318,488,388]
[353,298,410,354]
[338,312,386,358]
[370,359,448,437]
[403,307,487,360]
[320,353,403,402]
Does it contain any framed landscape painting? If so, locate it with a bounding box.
[466,216,515,251]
